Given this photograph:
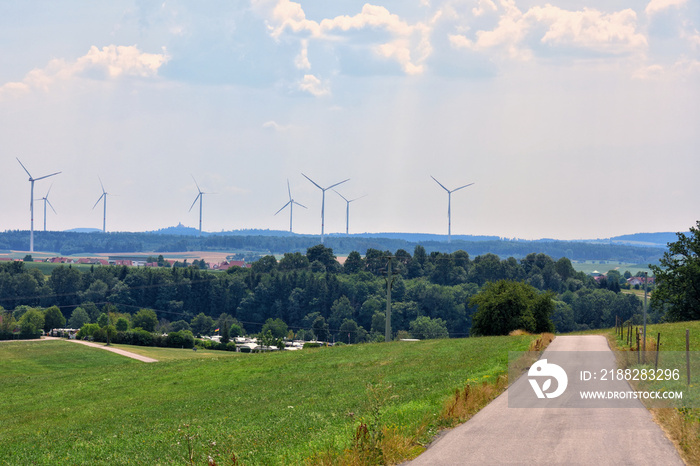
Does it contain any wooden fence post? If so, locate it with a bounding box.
[655,332,660,371]
[687,329,691,386]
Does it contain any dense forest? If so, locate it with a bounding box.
[0,230,664,263]
[0,244,658,342]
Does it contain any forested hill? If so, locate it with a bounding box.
[0,230,665,263]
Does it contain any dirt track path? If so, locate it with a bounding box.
[67,339,158,363]
[410,335,683,465]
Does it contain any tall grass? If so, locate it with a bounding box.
[605,320,700,465]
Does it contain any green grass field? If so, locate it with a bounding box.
[571,260,653,276]
[0,335,536,465]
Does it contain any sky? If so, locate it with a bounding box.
[1,0,698,241]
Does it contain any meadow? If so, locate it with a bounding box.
[604,320,700,464]
[0,335,536,465]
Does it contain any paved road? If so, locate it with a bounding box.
[410,335,683,465]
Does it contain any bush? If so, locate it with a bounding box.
[131,328,154,347]
[167,330,194,348]
[195,339,212,349]
[303,342,322,349]
[77,323,100,340]
[226,342,237,351]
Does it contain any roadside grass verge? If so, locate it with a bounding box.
[0,335,538,465]
[603,321,700,465]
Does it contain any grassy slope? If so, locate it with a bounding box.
[0,336,535,465]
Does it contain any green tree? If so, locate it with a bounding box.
[470,280,554,336]
[278,252,309,271]
[18,308,44,337]
[170,320,192,332]
[312,316,329,342]
[261,318,288,339]
[132,309,158,332]
[329,296,354,332]
[191,313,214,336]
[115,317,129,332]
[306,244,338,271]
[68,307,90,329]
[343,251,363,274]
[339,318,365,344]
[97,313,109,328]
[409,316,449,339]
[43,306,66,331]
[651,221,700,321]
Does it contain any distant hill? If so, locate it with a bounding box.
[608,232,679,248]
[333,232,501,242]
[64,228,103,233]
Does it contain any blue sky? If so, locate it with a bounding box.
[1,0,698,240]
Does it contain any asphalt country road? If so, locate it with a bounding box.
[410,335,683,465]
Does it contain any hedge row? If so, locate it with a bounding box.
[77,324,194,349]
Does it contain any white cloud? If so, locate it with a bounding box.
[473,0,498,17]
[450,2,646,59]
[633,58,700,79]
[259,1,436,75]
[528,5,647,53]
[0,45,169,97]
[294,39,311,70]
[262,120,294,131]
[298,74,330,96]
[645,0,687,17]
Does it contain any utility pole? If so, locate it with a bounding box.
[384,255,396,342]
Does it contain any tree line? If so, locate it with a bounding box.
[0,243,661,343]
[0,230,664,263]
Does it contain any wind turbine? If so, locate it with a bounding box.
[431,176,474,244]
[334,190,366,235]
[302,173,349,243]
[92,177,110,233]
[275,179,307,233]
[37,184,57,232]
[189,176,213,237]
[16,158,61,252]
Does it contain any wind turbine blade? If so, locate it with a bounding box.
[47,199,57,214]
[327,178,350,190]
[92,193,105,209]
[34,171,61,182]
[287,179,292,201]
[98,176,106,193]
[191,175,202,193]
[46,183,53,198]
[292,201,307,209]
[452,182,475,193]
[350,194,368,203]
[274,201,292,216]
[16,158,32,178]
[431,176,449,193]
[302,173,323,190]
[189,193,201,212]
[333,189,349,203]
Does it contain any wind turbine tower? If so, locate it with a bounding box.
[431,176,474,244]
[38,184,57,232]
[189,176,212,237]
[92,177,110,233]
[275,179,307,233]
[334,190,366,235]
[16,158,61,252]
[302,173,349,243]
